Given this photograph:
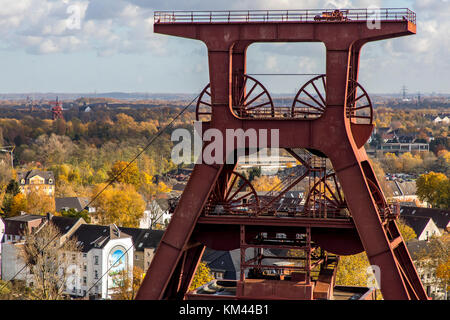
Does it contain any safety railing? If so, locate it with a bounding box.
[154,8,416,25]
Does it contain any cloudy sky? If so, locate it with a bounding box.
[0,0,448,95]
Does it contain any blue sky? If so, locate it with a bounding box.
[0,0,448,95]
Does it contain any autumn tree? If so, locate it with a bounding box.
[0,280,33,300]
[33,134,75,165]
[108,161,141,188]
[369,158,393,198]
[252,175,282,192]
[381,153,402,172]
[189,262,214,291]
[91,183,145,227]
[436,258,449,300]
[26,188,55,215]
[0,161,12,185]
[414,236,449,299]
[397,219,417,242]
[416,172,449,209]
[111,266,145,300]
[20,222,81,300]
[335,252,371,287]
[8,193,28,217]
[139,172,171,201]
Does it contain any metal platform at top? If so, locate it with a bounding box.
[154,8,416,25]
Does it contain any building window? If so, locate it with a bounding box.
[83,277,87,286]
[83,264,87,272]
[83,253,87,258]
[95,270,98,279]
[94,256,99,265]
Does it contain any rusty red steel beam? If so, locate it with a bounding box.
[197,215,354,229]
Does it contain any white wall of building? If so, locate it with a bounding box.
[65,237,133,299]
[417,219,442,241]
[140,200,172,229]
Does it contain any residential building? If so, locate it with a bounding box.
[1,214,83,285]
[407,240,449,300]
[378,142,429,154]
[388,181,425,206]
[1,214,133,300]
[1,214,46,244]
[67,224,133,299]
[55,197,95,214]
[140,199,172,229]
[400,206,450,233]
[17,170,55,196]
[433,116,450,124]
[118,227,164,271]
[401,215,441,241]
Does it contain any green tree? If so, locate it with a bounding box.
[58,208,91,223]
[247,167,261,182]
[5,179,20,196]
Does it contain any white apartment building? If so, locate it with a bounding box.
[67,224,133,299]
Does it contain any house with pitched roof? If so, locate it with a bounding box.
[406,239,449,300]
[118,227,164,271]
[401,215,441,241]
[400,206,450,233]
[55,197,96,218]
[17,170,55,196]
[0,213,84,286]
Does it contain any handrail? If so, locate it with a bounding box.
[154,8,416,25]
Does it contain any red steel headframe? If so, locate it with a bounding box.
[136,8,427,300]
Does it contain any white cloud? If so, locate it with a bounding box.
[265,56,279,72]
[0,0,448,93]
